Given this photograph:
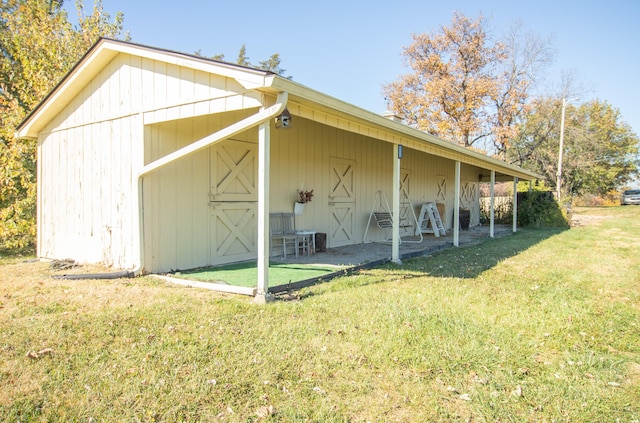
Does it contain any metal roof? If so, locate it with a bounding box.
[16,37,542,182]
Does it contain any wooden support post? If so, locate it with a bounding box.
[392,144,401,264]
[512,177,518,233]
[256,121,271,302]
[490,170,495,238]
[454,161,461,247]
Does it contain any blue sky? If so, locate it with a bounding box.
[67,0,640,136]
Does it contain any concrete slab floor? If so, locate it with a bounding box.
[271,224,513,268]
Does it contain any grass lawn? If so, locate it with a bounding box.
[1,206,638,422]
[178,262,345,288]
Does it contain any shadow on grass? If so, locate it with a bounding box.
[0,247,36,265]
[292,227,567,300]
[386,227,567,280]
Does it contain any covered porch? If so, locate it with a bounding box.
[156,224,513,296]
[271,223,513,268]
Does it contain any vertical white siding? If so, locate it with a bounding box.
[269,116,484,246]
[143,112,255,272]
[36,48,487,271]
[38,113,139,268]
[37,52,256,270]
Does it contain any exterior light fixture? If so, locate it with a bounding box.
[275,107,292,129]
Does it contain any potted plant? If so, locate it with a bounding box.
[294,189,313,215]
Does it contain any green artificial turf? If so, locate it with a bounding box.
[179,261,345,288]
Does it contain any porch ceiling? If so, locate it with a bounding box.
[16,36,542,184]
[266,78,542,182]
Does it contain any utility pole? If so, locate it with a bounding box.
[556,98,567,200]
[556,97,578,199]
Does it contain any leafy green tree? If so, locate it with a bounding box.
[209,45,289,77]
[236,43,250,67]
[258,53,288,77]
[0,0,125,251]
[508,97,558,173]
[509,98,639,198]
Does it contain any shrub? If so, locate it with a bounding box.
[517,191,569,228]
[574,190,623,207]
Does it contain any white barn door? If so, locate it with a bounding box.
[329,157,356,247]
[399,170,415,237]
[210,140,258,264]
[460,180,479,227]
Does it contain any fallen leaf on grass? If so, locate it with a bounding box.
[26,348,54,359]
[255,405,275,419]
[313,386,326,395]
[469,370,488,384]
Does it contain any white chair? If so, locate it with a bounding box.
[269,213,298,259]
[282,212,307,257]
[282,212,315,256]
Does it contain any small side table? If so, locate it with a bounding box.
[295,230,316,256]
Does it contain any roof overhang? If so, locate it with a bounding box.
[15,38,273,140]
[16,38,542,182]
[263,77,542,181]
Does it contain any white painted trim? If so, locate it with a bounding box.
[18,38,541,183]
[513,178,519,233]
[256,122,270,296]
[490,170,495,238]
[151,274,257,296]
[139,93,286,177]
[132,112,145,273]
[16,39,273,139]
[272,78,542,182]
[454,161,461,247]
[392,144,401,264]
[106,41,272,88]
[132,92,288,275]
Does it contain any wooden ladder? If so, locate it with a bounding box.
[416,203,446,237]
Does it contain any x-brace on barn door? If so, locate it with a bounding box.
[328,157,356,248]
[209,140,258,265]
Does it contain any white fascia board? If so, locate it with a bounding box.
[110,41,271,89]
[16,42,119,139]
[267,76,543,181]
[16,39,272,139]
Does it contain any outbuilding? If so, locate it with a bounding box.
[16,38,540,299]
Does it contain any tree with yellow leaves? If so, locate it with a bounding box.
[383,13,553,157]
[0,0,126,251]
